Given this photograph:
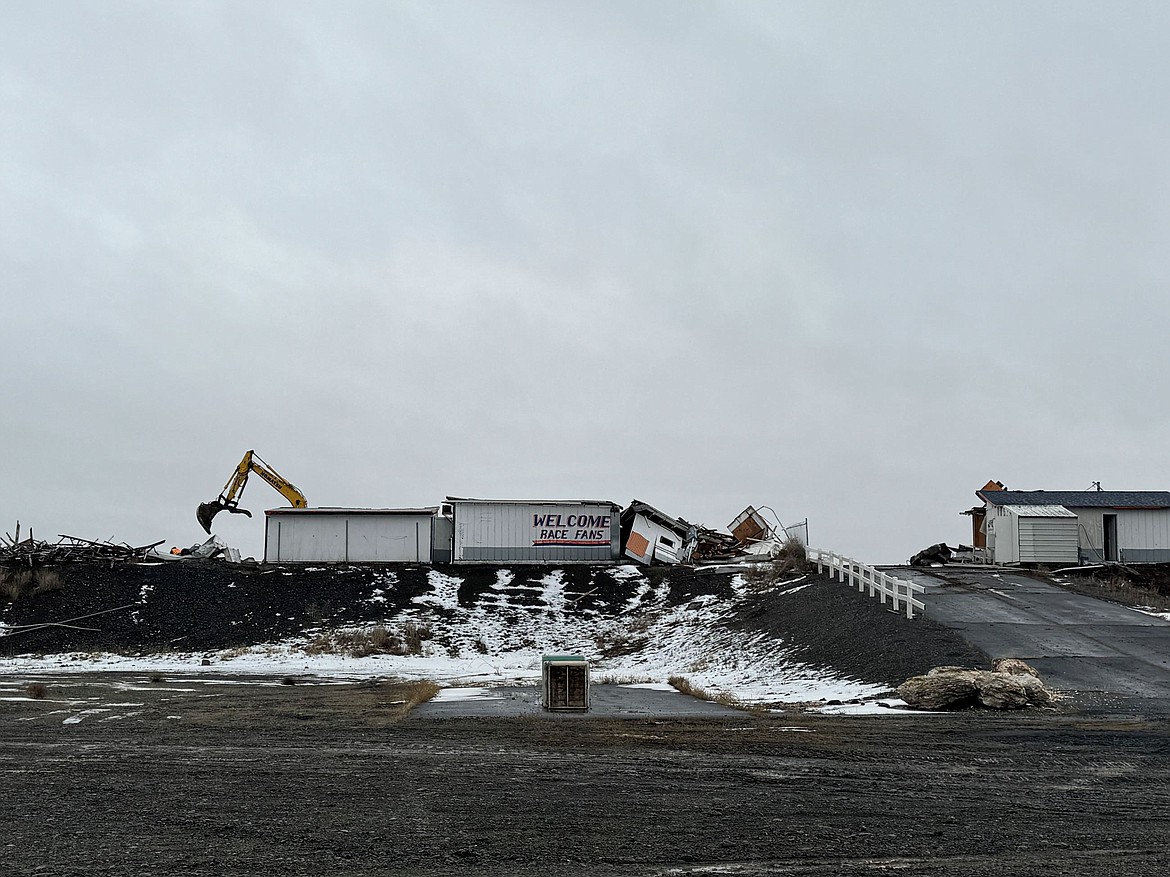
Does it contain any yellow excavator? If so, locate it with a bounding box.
[197,450,308,533]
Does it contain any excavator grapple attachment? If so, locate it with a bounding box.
[197,500,252,534]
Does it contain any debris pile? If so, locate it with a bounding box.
[897,658,1054,711]
[690,526,747,563]
[621,501,808,567]
[909,543,954,567]
[2,524,164,568]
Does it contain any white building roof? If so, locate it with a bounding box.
[1003,504,1077,518]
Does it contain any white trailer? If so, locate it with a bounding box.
[447,498,621,564]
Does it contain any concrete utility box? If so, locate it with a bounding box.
[541,655,590,711]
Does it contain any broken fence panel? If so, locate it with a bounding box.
[806,547,926,618]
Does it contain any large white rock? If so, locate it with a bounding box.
[898,664,1054,711]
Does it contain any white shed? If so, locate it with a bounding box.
[984,504,1078,565]
[264,508,439,563]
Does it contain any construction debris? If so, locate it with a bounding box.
[909,543,954,567]
[616,501,810,567]
[729,506,771,546]
[2,524,165,568]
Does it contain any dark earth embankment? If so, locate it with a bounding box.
[1,561,988,689]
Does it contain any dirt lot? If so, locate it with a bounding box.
[2,676,1169,876]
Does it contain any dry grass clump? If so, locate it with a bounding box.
[403,679,440,707]
[25,682,48,699]
[383,680,442,722]
[743,540,813,589]
[1,568,63,601]
[1092,574,1170,612]
[667,675,752,711]
[303,624,433,658]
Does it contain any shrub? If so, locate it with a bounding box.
[25,682,48,699]
[1,568,64,601]
[370,626,393,651]
[304,624,432,658]
[744,539,814,589]
[31,569,62,595]
[403,622,431,655]
[1,570,33,601]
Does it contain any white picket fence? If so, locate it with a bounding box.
[806,547,926,618]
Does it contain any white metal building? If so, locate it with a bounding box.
[977,489,1170,564]
[447,498,621,563]
[983,504,1078,565]
[264,508,440,563]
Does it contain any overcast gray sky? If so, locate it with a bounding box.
[3,1,1168,563]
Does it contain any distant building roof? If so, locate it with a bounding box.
[265,506,438,516]
[978,490,1170,509]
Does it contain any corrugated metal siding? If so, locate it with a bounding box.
[1117,509,1170,553]
[452,501,620,563]
[1005,505,1076,517]
[266,516,346,563]
[347,516,432,562]
[1017,517,1078,564]
[265,513,433,562]
[1074,509,1105,563]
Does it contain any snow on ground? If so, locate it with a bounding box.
[814,698,940,716]
[1,565,887,705]
[1135,607,1170,621]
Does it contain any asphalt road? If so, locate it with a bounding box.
[894,566,1170,699]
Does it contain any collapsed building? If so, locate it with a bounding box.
[260,497,800,567]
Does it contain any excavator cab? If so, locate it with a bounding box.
[197,450,307,533]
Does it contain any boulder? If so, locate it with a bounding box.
[991,657,1040,678]
[897,668,981,710]
[1013,673,1054,706]
[975,673,1031,709]
[898,664,1055,711]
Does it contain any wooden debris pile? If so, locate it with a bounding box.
[689,527,745,563]
[2,522,163,568]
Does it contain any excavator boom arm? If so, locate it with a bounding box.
[197,450,307,533]
[248,457,308,508]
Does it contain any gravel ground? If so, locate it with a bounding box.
[1,677,1168,876]
[4,566,1168,875]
